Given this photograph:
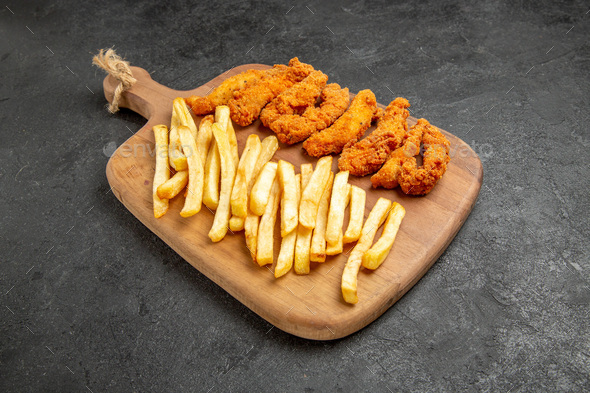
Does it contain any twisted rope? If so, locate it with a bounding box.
[92,48,137,113]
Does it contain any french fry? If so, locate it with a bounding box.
[300,163,313,181]
[299,167,313,198]
[229,215,245,232]
[168,113,187,171]
[362,202,405,269]
[177,125,204,217]
[231,134,262,218]
[326,232,343,255]
[249,136,279,193]
[341,197,392,304]
[197,115,214,171]
[152,125,170,218]
[299,156,333,229]
[157,170,188,199]
[326,183,351,255]
[203,139,220,210]
[275,174,301,278]
[250,162,278,216]
[295,228,313,274]
[173,97,198,140]
[294,166,314,274]
[208,123,237,242]
[294,229,313,274]
[310,172,334,262]
[243,137,277,261]
[215,105,239,169]
[244,212,259,261]
[325,170,350,244]
[256,178,280,266]
[278,160,298,237]
[227,120,239,170]
[343,185,366,243]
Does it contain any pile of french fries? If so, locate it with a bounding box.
[151,99,406,304]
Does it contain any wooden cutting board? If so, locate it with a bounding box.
[103,64,483,340]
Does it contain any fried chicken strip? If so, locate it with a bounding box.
[185,69,267,115]
[398,119,451,195]
[338,97,410,176]
[260,70,328,127]
[370,119,424,189]
[270,84,350,145]
[229,57,314,126]
[302,89,379,157]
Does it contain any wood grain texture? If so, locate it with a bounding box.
[104,64,483,340]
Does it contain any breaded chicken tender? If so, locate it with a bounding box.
[185,69,267,115]
[370,120,423,189]
[303,89,379,157]
[229,58,314,126]
[260,70,328,127]
[338,97,410,176]
[270,84,350,145]
[398,119,451,195]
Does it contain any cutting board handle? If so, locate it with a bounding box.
[102,66,182,122]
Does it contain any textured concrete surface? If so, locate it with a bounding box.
[1,1,589,392]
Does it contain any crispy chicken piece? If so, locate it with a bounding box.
[302,89,379,157]
[185,69,267,115]
[338,97,410,176]
[260,70,328,127]
[270,84,350,145]
[371,119,424,189]
[228,58,314,126]
[398,119,451,195]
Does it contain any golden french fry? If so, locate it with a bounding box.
[214,105,230,132]
[326,232,344,255]
[342,197,392,304]
[299,156,333,229]
[250,162,278,216]
[310,172,334,262]
[197,115,214,171]
[203,139,220,210]
[242,137,278,262]
[170,106,180,129]
[208,123,237,242]
[157,170,188,200]
[294,225,313,274]
[231,134,262,218]
[249,136,279,193]
[152,125,170,218]
[229,215,245,232]
[300,163,313,182]
[244,136,280,263]
[256,178,280,266]
[325,171,350,244]
[173,97,198,140]
[294,166,314,274]
[168,98,196,171]
[156,171,188,199]
[215,105,238,169]
[326,183,351,255]
[275,174,301,278]
[177,126,204,217]
[278,160,298,237]
[244,211,259,261]
[227,119,239,170]
[362,202,405,269]
[168,120,187,171]
[343,185,366,243]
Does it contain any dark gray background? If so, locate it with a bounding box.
[1,1,589,392]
